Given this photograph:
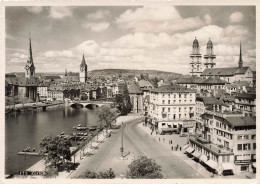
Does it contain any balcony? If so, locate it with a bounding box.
[189,136,233,155]
[204,109,243,118]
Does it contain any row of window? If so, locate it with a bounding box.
[162,93,193,98]
[237,134,256,140]
[237,143,256,151]
[162,107,194,112]
[162,99,193,104]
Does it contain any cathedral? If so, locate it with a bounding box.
[18,35,39,102]
[189,37,254,84]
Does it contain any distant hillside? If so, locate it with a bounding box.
[6,69,182,79]
[90,69,181,76]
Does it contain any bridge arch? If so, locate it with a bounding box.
[85,104,99,109]
[71,103,84,109]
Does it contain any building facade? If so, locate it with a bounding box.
[147,84,196,134]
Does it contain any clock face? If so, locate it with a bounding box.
[25,65,29,70]
[81,67,84,71]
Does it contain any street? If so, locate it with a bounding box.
[69,116,202,178]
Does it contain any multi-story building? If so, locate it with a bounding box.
[147,84,196,134]
[47,85,64,101]
[234,93,256,116]
[128,82,143,114]
[37,82,50,101]
[187,103,256,175]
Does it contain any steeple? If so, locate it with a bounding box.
[25,32,35,78]
[80,53,88,83]
[238,41,243,68]
[80,53,87,67]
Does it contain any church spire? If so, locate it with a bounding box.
[25,32,35,78]
[28,32,34,66]
[238,41,243,68]
[80,53,87,67]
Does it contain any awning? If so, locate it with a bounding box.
[205,159,218,170]
[192,151,202,158]
[183,144,189,150]
[185,147,195,154]
[199,155,208,163]
[222,163,235,171]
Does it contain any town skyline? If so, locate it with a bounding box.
[6,6,256,74]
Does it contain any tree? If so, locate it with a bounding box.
[98,106,116,133]
[39,136,72,168]
[18,94,33,107]
[126,156,164,179]
[5,96,14,106]
[115,84,132,115]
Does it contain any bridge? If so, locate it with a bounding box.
[68,101,113,109]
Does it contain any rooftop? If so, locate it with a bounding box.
[151,84,196,93]
[201,67,250,76]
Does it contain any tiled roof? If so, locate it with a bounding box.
[43,75,62,80]
[225,116,256,127]
[17,77,40,86]
[5,78,19,85]
[201,67,249,76]
[138,80,153,88]
[128,82,142,94]
[196,96,224,105]
[203,77,226,84]
[151,84,196,93]
[234,93,256,100]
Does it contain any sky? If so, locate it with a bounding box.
[5,6,256,74]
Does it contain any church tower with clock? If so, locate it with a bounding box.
[25,35,35,79]
[79,54,88,83]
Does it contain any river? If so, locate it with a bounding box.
[5,106,100,175]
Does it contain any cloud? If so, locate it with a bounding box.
[87,10,110,20]
[230,12,244,23]
[82,22,110,32]
[49,7,73,19]
[116,6,211,33]
[26,7,43,14]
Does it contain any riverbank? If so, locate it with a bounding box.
[10,113,144,179]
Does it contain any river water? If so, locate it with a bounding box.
[5,106,100,175]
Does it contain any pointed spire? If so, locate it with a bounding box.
[238,41,243,68]
[80,53,87,66]
[27,31,34,68]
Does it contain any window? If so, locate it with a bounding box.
[237,144,242,150]
[179,94,181,98]
[162,107,165,112]
[168,100,170,104]
[179,108,181,112]
[162,100,165,104]
[253,143,256,150]
[174,94,176,98]
[252,135,256,140]
[173,114,176,119]
[243,143,250,150]
[241,166,248,171]
[168,94,170,98]
[237,135,243,140]
[162,123,166,126]
[168,108,170,112]
[244,135,249,139]
[184,94,187,98]
[162,94,165,98]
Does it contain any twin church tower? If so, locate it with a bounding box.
[189,37,216,77]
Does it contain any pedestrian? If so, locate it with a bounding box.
[151,132,152,135]
[171,146,173,151]
[180,147,182,151]
[159,137,160,142]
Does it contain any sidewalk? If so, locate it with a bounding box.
[138,122,212,178]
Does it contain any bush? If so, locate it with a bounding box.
[77,168,115,179]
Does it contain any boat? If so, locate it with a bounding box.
[83,133,87,136]
[77,124,81,127]
[60,131,64,135]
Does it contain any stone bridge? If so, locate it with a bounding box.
[68,101,113,109]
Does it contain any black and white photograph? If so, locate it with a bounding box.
[1,1,258,182]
